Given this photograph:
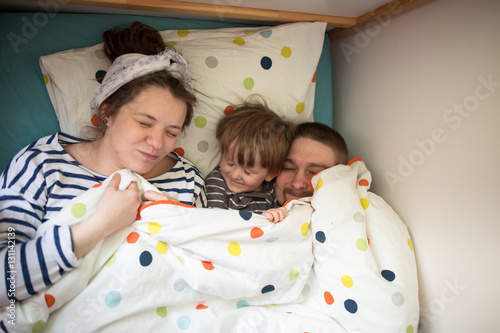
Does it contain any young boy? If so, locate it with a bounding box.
[205,101,297,223]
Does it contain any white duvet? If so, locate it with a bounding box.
[1,160,419,332]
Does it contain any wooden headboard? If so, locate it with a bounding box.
[22,0,433,40]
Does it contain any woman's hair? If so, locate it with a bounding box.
[295,122,348,165]
[85,21,195,139]
[216,101,297,175]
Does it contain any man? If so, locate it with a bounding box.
[275,122,348,205]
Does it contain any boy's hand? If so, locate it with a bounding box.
[262,207,287,223]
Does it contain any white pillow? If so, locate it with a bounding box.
[39,22,327,176]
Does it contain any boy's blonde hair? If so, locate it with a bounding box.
[216,102,297,175]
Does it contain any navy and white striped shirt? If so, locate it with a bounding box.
[0,133,206,306]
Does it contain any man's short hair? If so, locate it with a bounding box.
[295,122,348,165]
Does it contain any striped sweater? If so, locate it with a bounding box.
[205,165,277,213]
[0,133,206,306]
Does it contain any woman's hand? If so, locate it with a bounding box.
[262,207,287,223]
[141,190,178,206]
[71,173,141,258]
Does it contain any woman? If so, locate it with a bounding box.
[0,22,206,307]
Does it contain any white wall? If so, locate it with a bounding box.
[330,0,500,332]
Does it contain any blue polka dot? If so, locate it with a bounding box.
[381,269,396,282]
[344,299,358,314]
[140,251,153,266]
[105,290,121,308]
[266,237,279,243]
[315,231,326,243]
[236,300,249,308]
[260,56,272,70]
[95,70,106,84]
[239,211,252,221]
[260,30,272,38]
[177,315,191,330]
[261,284,275,294]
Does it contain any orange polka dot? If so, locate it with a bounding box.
[45,294,55,308]
[224,105,235,115]
[92,183,102,188]
[324,291,334,305]
[359,179,369,186]
[250,227,264,239]
[202,261,214,270]
[312,71,317,82]
[196,304,208,310]
[173,147,185,156]
[127,232,140,244]
[91,114,102,127]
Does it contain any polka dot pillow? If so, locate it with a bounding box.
[39,21,327,176]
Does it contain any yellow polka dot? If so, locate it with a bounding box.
[233,37,245,45]
[341,275,353,288]
[71,202,86,218]
[360,198,369,210]
[243,77,254,90]
[296,102,305,114]
[281,47,292,58]
[157,306,167,318]
[408,238,414,251]
[244,30,256,34]
[228,242,241,256]
[43,74,48,85]
[356,238,368,251]
[178,256,185,264]
[156,241,168,254]
[194,116,207,128]
[165,41,177,48]
[406,325,414,333]
[289,269,299,281]
[301,223,310,236]
[148,222,162,234]
[315,177,323,190]
[105,254,116,266]
[177,29,189,37]
[32,320,45,333]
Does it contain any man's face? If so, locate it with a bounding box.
[275,137,337,205]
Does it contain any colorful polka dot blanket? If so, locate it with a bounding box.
[3,159,419,332]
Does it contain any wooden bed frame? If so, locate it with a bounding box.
[24,0,433,40]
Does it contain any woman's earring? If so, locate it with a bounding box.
[102,119,108,125]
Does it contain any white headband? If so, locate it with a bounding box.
[91,49,194,116]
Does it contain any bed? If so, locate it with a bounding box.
[0,1,422,332]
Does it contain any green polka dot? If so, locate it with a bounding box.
[243,77,254,90]
[71,202,87,218]
[105,254,116,266]
[281,47,292,58]
[296,103,305,114]
[165,41,177,48]
[233,37,245,45]
[406,325,414,333]
[289,269,299,281]
[244,30,257,34]
[177,30,189,37]
[194,116,207,128]
[178,256,185,264]
[32,320,45,333]
[157,306,167,318]
[356,238,368,251]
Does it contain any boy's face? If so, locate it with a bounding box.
[220,146,278,194]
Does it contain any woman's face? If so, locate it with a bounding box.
[102,86,187,175]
